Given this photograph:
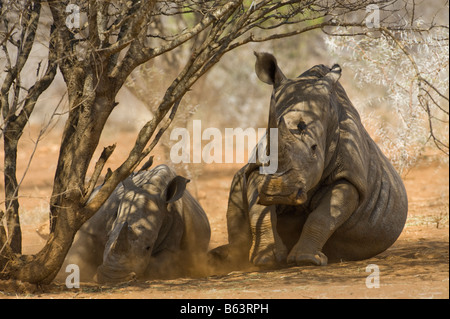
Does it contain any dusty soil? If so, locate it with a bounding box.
[0,126,448,299]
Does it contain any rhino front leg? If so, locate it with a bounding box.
[287,180,359,266]
[249,204,288,267]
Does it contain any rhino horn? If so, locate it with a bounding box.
[268,102,277,130]
[276,117,295,170]
[265,94,278,157]
[327,64,342,82]
[111,222,130,254]
[278,116,296,143]
[320,64,342,89]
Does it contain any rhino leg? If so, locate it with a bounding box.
[208,168,252,268]
[249,204,288,267]
[287,180,359,266]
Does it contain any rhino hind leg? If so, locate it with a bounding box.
[322,177,408,263]
[322,219,406,263]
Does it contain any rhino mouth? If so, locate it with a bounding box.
[258,187,307,206]
[256,173,307,206]
[96,264,138,284]
[257,167,310,205]
[258,188,308,206]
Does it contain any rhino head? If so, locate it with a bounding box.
[254,52,342,206]
[96,173,189,283]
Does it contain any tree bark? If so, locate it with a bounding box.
[5,202,81,284]
[3,125,22,254]
[3,90,118,283]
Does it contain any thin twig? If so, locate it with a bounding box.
[82,144,117,204]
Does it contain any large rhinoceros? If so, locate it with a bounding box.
[209,52,408,268]
[61,164,211,283]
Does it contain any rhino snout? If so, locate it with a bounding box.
[258,187,307,206]
[96,264,138,284]
[257,174,307,206]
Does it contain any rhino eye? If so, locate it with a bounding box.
[297,121,307,133]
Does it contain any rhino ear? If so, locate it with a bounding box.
[163,176,189,204]
[254,51,286,88]
[323,64,342,84]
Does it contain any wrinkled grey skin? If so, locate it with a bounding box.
[61,165,210,283]
[209,52,408,268]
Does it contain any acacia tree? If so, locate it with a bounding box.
[0,0,446,284]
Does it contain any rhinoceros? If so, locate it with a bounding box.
[209,52,408,268]
[61,164,211,283]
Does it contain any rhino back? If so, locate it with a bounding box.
[323,81,408,254]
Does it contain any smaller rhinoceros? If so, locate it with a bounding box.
[60,164,211,283]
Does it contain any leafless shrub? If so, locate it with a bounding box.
[326,10,449,174]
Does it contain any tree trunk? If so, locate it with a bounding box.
[5,203,81,284]
[1,83,119,283]
[3,122,23,254]
[50,73,117,230]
